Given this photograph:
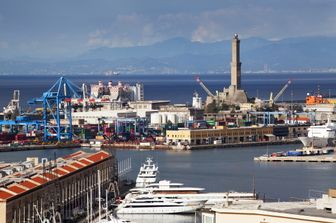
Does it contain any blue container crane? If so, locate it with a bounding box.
[30,77,83,142]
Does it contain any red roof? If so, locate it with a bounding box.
[19,181,38,189]
[86,151,110,163]
[53,168,68,176]
[63,151,85,160]
[0,190,14,200]
[61,165,76,173]
[7,185,26,194]
[71,162,85,169]
[31,176,48,184]
[79,159,92,165]
[0,151,111,201]
[42,172,58,180]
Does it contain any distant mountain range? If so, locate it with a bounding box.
[1,36,336,75]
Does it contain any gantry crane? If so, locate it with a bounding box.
[195,76,215,98]
[30,77,83,142]
[269,80,292,106]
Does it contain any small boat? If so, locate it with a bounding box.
[135,157,158,188]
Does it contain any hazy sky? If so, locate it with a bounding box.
[0,0,335,59]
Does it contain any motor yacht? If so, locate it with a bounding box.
[135,157,158,188]
[129,180,255,207]
[115,195,205,214]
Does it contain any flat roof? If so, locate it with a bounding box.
[212,200,336,220]
[129,100,170,104]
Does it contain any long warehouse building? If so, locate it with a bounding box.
[0,150,117,223]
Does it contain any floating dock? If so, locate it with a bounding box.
[254,154,336,163]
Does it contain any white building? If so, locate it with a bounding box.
[202,194,336,223]
[192,92,202,109]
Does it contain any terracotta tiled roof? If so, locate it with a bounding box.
[78,159,93,165]
[7,185,26,194]
[19,181,38,190]
[61,165,76,173]
[71,162,85,169]
[31,176,49,184]
[0,151,111,201]
[42,172,58,180]
[53,168,68,176]
[0,190,14,200]
[86,151,110,163]
[63,151,85,160]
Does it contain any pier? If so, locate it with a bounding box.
[254,154,336,163]
[0,143,80,152]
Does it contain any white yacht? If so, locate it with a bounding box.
[135,157,158,188]
[298,119,336,148]
[115,195,205,214]
[115,214,193,223]
[129,180,256,207]
[99,214,134,223]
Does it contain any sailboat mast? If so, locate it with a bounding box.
[98,170,102,221]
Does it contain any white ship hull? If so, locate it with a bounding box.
[135,178,157,188]
[298,137,333,148]
[116,204,202,214]
[149,192,255,207]
[116,214,194,223]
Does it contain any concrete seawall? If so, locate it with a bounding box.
[0,143,80,152]
[187,139,300,150]
[102,139,301,150]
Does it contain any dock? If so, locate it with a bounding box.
[188,139,300,150]
[0,143,80,152]
[254,154,336,162]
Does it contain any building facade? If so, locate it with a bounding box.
[166,126,273,145]
[0,151,117,223]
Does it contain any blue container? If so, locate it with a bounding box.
[287,151,303,156]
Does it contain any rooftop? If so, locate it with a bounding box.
[0,150,111,201]
[212,199,336,220]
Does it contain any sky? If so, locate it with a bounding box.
[0,0,335,59]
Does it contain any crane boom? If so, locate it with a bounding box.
[273,80,292,103]
[195,76,215,97]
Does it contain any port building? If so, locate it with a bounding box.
[166,126,273,145]
[0,151,117,223]
[201,189,336,223]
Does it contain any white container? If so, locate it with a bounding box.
[161,114,167,124]
[151,113,162,124]
[167,113,177,124]
[214,140,222,145]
